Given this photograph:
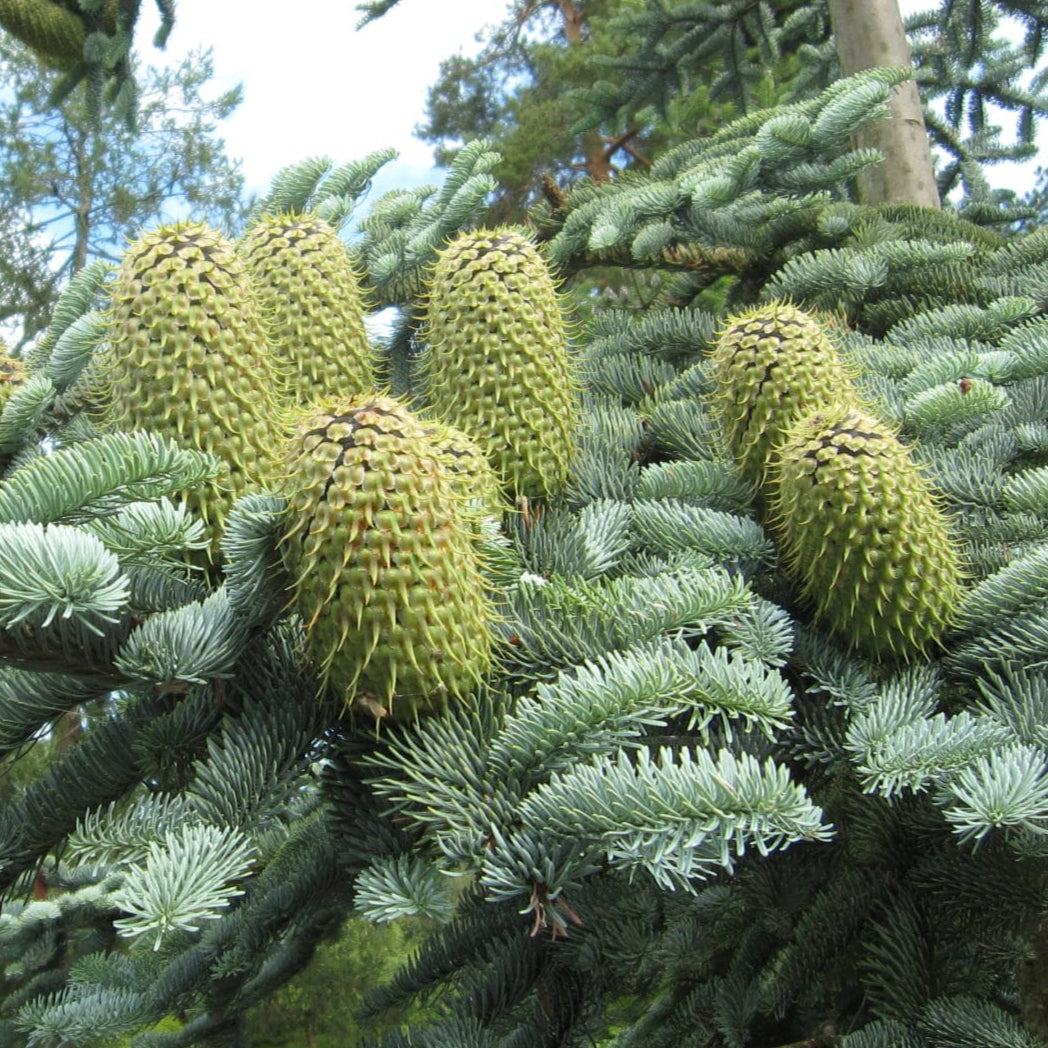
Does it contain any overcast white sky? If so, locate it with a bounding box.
[138,0,1042,206]
[137,0,512,199]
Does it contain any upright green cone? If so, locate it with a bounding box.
[422,418,504,519]
[281,395,494,721]
[768,404,964,659]
[102,222,285,544]
[419,228,580,500]
[708,302,859,485]
[0,0,90,69]
[0,351,24,413]
[239,213,377,407]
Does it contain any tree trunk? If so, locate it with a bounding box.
[553,0,614,182]
[70,125,93,275]
[54,708,83,756]
[827,0,940,208]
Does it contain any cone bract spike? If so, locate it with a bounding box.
[281,394,494,721]
[708,302,860,485]
[419,227,581,499]
[238,213,377,407]
[101,222,285,545]
[768,404,964,660]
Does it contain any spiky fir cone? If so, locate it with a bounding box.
[422,418,503,519]
[0,0,86,69]
[708,302,859,485]
[419,228,580,499]
[0,353,25,412]
[281,395,494,721]
[103,222,285,544]
[768,404,963,659]
[238,213,377,407]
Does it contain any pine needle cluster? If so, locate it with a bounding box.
[0,69,1047,1048]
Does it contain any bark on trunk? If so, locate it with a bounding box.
[827,0,940,208]
[553,0,615,182]
[71,125,93,275]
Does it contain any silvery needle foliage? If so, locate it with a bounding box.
[0,69,1047,1048]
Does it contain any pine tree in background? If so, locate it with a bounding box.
[572,0,1048,210]
[0,37,248,352]
[3,64,1048,1048]
[363,0,1048,219]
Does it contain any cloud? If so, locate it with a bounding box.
[139,0,508,195]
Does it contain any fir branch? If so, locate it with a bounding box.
[586,352,679,404]
[65,793,192,868]
[114,589,246,688]
[655,359,715,402]
[111,824,256,949]
[316,149,398,205]
[144,814,344,1018]
[27,259,111,376]
[0,668,105,758]
[0,375,55,455]
[0,522,128,634]
[489,638,706,803]
[506,566,754,675]
[644,398,719,461]
[365,692,504,858]
[718,598,795,667]
[514,747,831,890]
[0,693,172,886]
[507,499,632,581]
[44,311,108,392]
[477,826,598,933]
[918,994,1042,1048]
[770,147,884,193]
[940,743,1048,846]
[583,307,718,364]
[219,493,291,626]
[630,498,773,568]
[904,378,1010,441]
[123,564,207,616]
[357,891,523,1021]
[0,431,220,526]
[353,854,454,924]
[889,298,1039,345]
[359,141,501,304]
[956,545,1048,635]
[946,601,1048,677]
[847,706,1012,800]
[17,985,150,1048]
[185,677,322,835]
[898,343,1014,396]
[249,156,333,218]
[84,500,209,565]
[858,891,936,1023]
[635,460,754,515]
[0,880,121,962]
[1005,466,1048,515]
[999,317,1048,382]
[974,665,1048,748]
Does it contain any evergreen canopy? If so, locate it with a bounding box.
[1,64,1048,1048]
